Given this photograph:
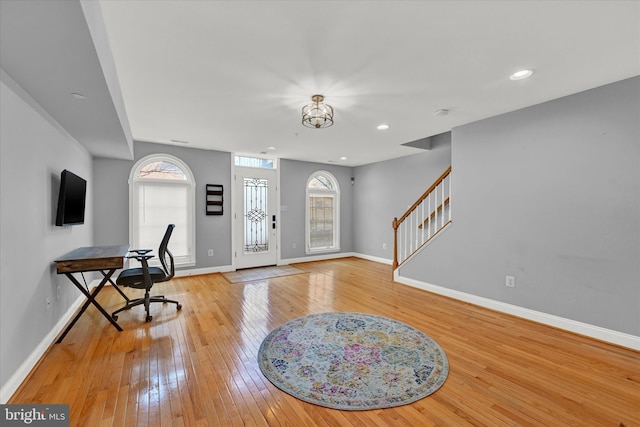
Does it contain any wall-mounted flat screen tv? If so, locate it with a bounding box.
[55,169,87,226]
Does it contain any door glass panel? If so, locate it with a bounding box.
[309,196,334,248]
[244,177,269,253]
[235,156,275,169]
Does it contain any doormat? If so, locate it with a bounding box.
[258,312,449,410]
[222,265,307,283]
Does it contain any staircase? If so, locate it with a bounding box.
[392,166,452,272]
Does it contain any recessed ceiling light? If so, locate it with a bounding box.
[509,69,534,80]
[267,146,277,150]
[71,92,86,99]
[433,109,449,117]
[340,156,348,161]
[377,124,390,130]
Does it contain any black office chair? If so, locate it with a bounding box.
[112,224,182,322]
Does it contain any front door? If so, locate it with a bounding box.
[234,166,278,269]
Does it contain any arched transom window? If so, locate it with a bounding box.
[130,154,196,267]
[306,171,340,253]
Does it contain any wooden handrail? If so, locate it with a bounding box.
[395,166,451,226]
[417,197,450,229]
[393,166,452,273]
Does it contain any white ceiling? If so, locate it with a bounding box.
[3,1,640,166]
[0,0,134,159]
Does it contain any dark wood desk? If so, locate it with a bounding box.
[55,245,130,343]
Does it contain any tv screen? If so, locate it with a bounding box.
[55,169,87,226]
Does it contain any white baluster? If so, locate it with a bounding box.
[411,207,420,251]
[441,180,445,229]
[434,183,438,235]
[403,220,407,262]
[427,193,431,240]
[448,174,452,222]
[421,199,425,245]
[413,206,421,249]
[399,222,403,264]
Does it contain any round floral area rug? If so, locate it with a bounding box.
[257,312,449,410]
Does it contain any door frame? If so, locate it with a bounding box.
[231,154,281,270]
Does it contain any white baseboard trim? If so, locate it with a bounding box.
[176,253,388,273]
[352,253,393,265]
[0,292,87,403]
[395,273,640,351]
[8,260,633,404]
[279,252,357,265]
[1,256,338,403]
[174,264,234,277]
[176,254,386,274]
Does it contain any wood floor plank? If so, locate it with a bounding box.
[8,257,640,426]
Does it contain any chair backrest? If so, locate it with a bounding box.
[158,224,176,280]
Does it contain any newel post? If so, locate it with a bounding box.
[392,217,399,272]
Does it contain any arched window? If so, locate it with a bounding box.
[306,171,340,253]
[130,154,196,267]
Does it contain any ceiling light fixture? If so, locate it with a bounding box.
[509,69,534,80]
[377,124,390,130]
[302,94,334,129]
[71,92,86,99]
[433,109,449,117]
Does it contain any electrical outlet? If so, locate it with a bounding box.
[292,243,297,249]
[207,249,214,256]
[382,243,387,250]
[506,275,516,288]
[56,285,61,300]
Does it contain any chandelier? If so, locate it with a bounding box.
[301,94,334,128]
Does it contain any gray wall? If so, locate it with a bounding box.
[353,135,452,261]
[93,141,232,268]
[2,63,637,400]
[400,76,640,335]
[0,71,93,388]
[95,153,355,265]
[280,159,354,260]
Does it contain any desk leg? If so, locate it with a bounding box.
[56,269,123,343]
[100,270,130,302]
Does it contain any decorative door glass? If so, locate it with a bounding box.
[243,177,269,253]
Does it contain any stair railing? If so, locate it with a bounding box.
[393,166,452,271]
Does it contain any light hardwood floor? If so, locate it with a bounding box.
[9,258,640,426]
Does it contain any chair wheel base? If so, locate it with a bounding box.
[112,297,182,323]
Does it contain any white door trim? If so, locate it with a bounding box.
[231,157,280,270]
